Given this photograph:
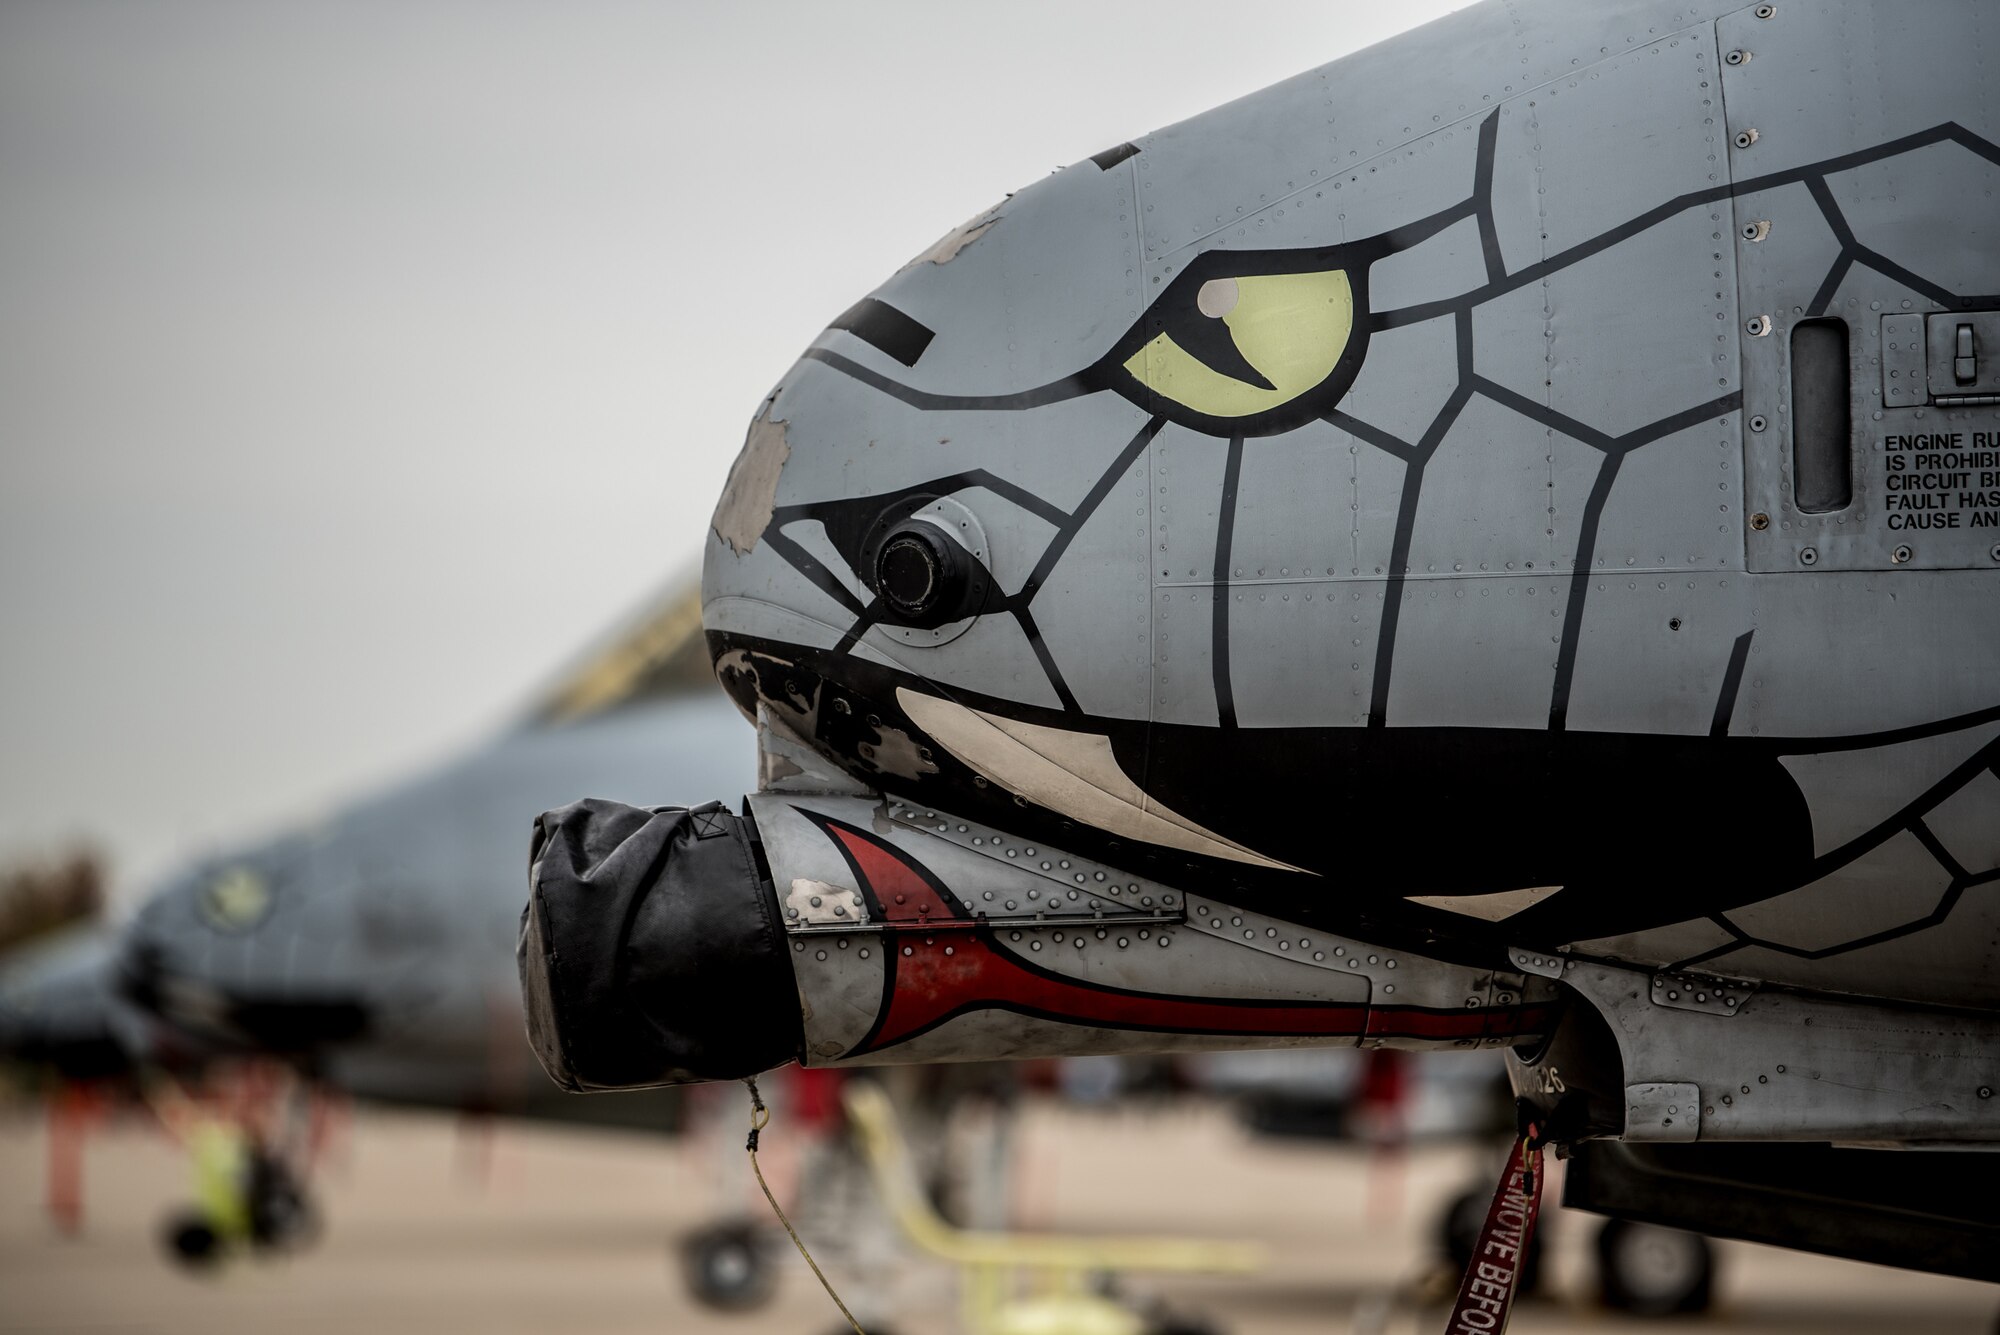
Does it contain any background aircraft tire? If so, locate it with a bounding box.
[1440,1186,1544,1295]
[678,1219,777,1311]
[1595,1219,1715,1315]
[249,1177,320,1252]
[1143,1313,1223,1335]
[163,1212,222,1269]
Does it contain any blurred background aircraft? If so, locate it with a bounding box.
[2,2,1996,1333]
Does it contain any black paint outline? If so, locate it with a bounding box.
[1669,735,2000,970]
[1211,434,1245,727]
[1710,630,1756,738]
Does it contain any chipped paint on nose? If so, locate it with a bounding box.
[710,398,789,556]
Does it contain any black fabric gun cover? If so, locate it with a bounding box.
[517,798,799,1091]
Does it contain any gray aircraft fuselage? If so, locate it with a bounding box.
[522,0,2000,1191]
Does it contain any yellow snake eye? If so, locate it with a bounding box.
[1105,255,1365,436]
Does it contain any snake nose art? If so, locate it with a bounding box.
[533,2,2000,1285]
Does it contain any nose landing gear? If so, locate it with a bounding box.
[148,1065,327,1271]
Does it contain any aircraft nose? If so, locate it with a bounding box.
[117,867,371,1054]
[0,927,133,1079]
[517,798,800,1090]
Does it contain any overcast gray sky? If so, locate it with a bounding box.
[0,1,1465,900]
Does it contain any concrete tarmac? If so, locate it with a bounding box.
[0,1098,1992,1334]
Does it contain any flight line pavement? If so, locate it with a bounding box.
[0,1095,1992,1334]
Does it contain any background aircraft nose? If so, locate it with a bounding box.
[115,862,372,1055]
[0,925,134,1079]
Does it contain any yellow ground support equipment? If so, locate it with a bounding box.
[842,1081,1265,1335]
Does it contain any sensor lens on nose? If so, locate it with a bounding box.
[875,521,963,620]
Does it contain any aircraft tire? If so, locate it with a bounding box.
[163,1211,222,1269]
[1595,1219,1714,1315]
[250,1174,320,1252]
[1440,1186,1544,1295]
[1143,1313,1223,1335]
[678,1219,777,1311]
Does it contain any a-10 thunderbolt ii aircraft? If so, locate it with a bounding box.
[1,582,755,1258]
[517,0,2000,1287]
[110,580,753,1125]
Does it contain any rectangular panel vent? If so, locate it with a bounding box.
[1790,318,1852,514]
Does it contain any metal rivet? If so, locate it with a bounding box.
[1979,1086,1993,1099]
[1725,48,1750,64]
[1749,416,1768,433]
[1734,128,1760,149]
[1754,3,1776,17]
[1741,220,1770,242]
[1745,314,1772,336]
[1892,544,1913,564]
[1799,547,1818,566]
